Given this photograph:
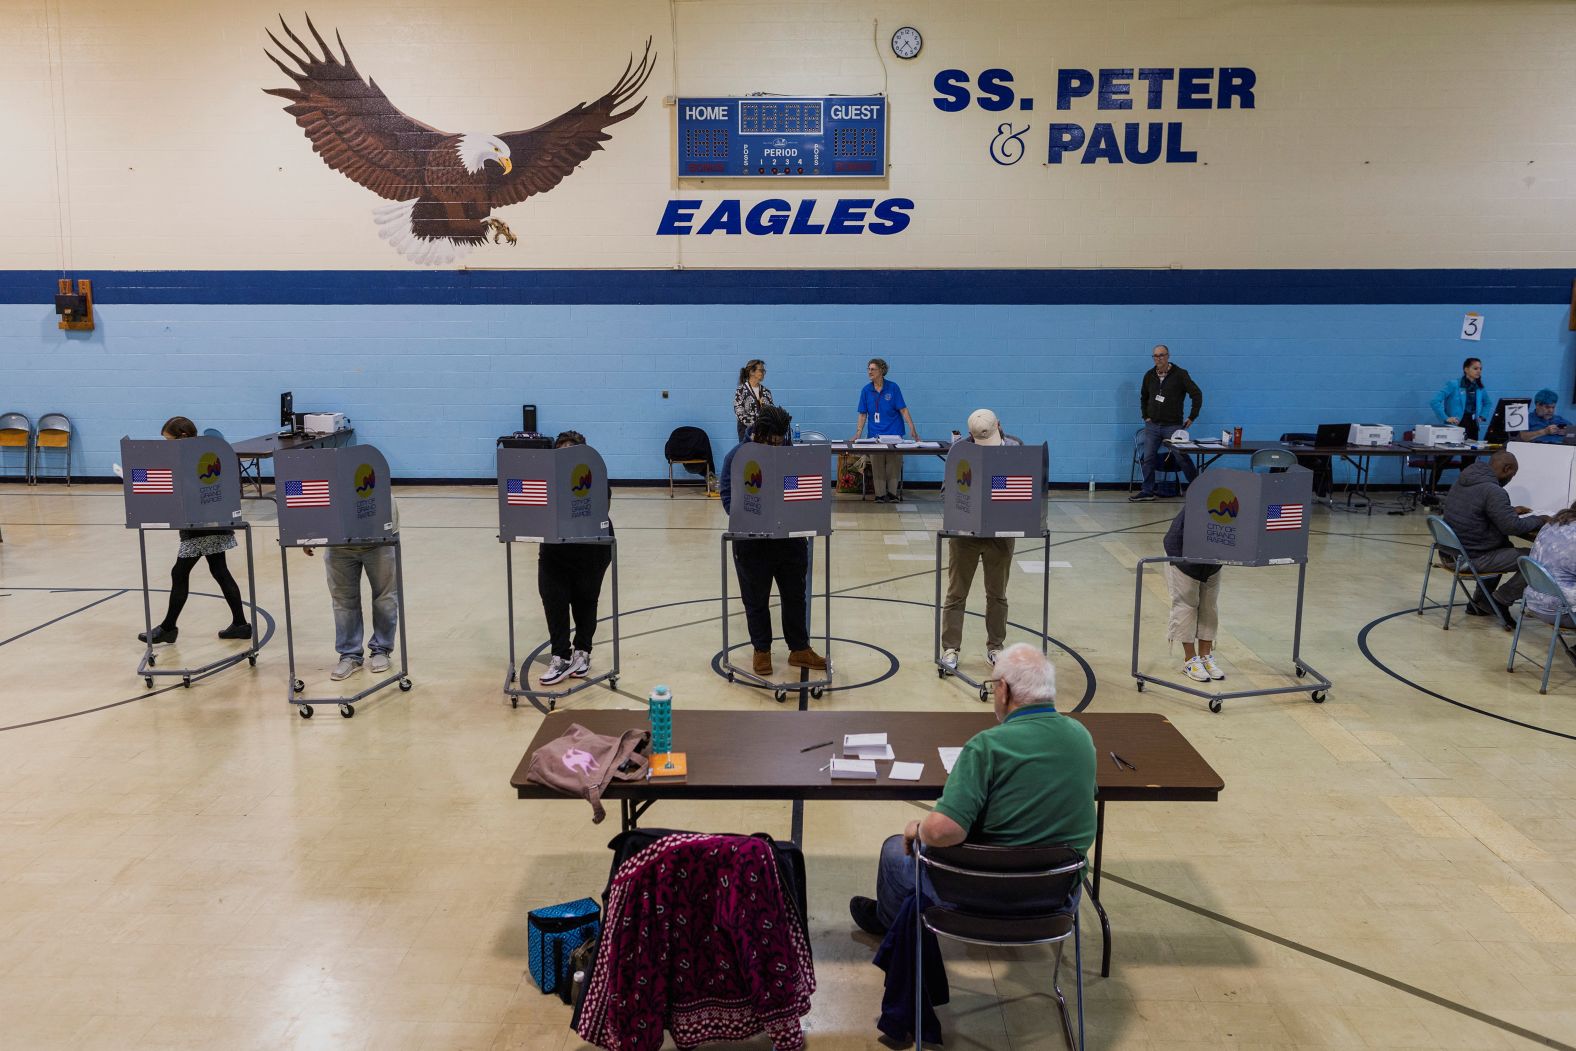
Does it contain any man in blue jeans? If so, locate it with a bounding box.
[849,643,1096,934]
[1131,344,1204,501]
[306,502,400,680]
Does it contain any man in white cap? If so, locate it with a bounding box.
[941,410,1021,672]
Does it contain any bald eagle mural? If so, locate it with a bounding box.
[265,16,654,265]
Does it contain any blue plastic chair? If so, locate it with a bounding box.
[1508,556,1576,694]
[1416,516,1509,629]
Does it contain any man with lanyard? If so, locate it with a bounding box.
[849,643,1097,935]
[1131,344,1203,502]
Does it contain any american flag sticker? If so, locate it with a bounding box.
[130,468,174,495]
[507,479,548,506]
[1265,503,1304,531]
[283,479,331,508]
[783,474,824,501]
[990,474,1034,501]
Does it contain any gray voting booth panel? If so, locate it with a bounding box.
[275,446,396,547]
[121,436,244,530]
[496,446,612,542]
[1182,466,1313,566]
[728,444,832,537]
[941,443,1049,536]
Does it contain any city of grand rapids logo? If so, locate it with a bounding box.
[354,463,377,497]
[570,463,593,499]
[1206,488,1239,524]
[743,460,763,495]
[196,452,222,483]
[955,460,972,491]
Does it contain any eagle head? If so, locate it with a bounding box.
[457,133,513,176]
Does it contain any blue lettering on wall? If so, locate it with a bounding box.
[658,198,914,235]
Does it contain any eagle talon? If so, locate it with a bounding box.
[484,218,517,246]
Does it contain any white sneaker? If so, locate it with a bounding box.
[1183,656,1211,682]
[539,655,572,686]
[1201,654,1225,680]
[369,653,392,674]
[330,657,361,681]
[569,649,591,678]
[941,648,959,672]
[986,648,1001,666]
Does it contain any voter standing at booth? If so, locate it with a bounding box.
[536,430,614,686]
[136,416,250,644]
[305,502,401,681]
[940,410,1020,672]
[852,358,920,502]
[721,406,828,677]
[1163,508,1225,683]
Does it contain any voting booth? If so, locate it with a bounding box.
[720,443,833,701]
[933,442,1051,697]
[497,445,621,712]
[121,436,259,687]
[274,445,411,718]
[1132,465,1330,712]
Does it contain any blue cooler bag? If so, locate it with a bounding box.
[528,897,600,996]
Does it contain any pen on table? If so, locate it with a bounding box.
[1109,751,1137,771]
[801,740,835,753]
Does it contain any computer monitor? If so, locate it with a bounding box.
[522,404,537,433]
[280,391,294,433]
[1313,423,1351,449]
[1485,397,1531,444]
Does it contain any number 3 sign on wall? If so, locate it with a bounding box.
[1460,311,1484,341]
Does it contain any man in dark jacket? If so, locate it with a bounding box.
[1442,452,1546,617]
[1131,344,1204,501]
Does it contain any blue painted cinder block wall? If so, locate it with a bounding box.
[2,270,1571,483]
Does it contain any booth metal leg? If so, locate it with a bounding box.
[282,544,301,706]
[137,529,156,686]
[1040,529,1051,655]
[503,542,518,699]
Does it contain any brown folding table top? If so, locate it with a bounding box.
[511,709,1222,804]
[232,429,355,458]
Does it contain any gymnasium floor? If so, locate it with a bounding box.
[1,481,1573,1050]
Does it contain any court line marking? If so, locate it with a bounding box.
[0,589,127,648]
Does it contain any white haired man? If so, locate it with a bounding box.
[849,643,1097,934]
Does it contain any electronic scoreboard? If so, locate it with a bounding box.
[676,96,888,178]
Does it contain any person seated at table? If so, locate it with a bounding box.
[849,643,1096,935]
[1162,507,1226,682]
[941,409,1021,673]
[534,430,614,686]
[1517,389,1572,445]
[1523,500,1576,627]
[852,358,921,503]
[720,406,827,677]
[1442,451,1545,620]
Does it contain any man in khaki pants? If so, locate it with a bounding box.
[941,410,1019,673]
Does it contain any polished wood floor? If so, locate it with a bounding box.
[1,482,1573,1050]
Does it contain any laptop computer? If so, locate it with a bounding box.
[1313,423,1351,449]
[1484,397,1530,445]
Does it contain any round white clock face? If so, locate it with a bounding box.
[891,26,922,59]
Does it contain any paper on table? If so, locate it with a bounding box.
[830,758,878,779]
[846,744,895,760]
[938,747,962,773]
[844,733,887,749]
[889,761,924,781]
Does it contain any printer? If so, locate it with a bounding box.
[1413,424,1465,447]
[1347,424,1393,447]
[301,412,349,436]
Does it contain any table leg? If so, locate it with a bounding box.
[791,799,803,846]
[1091,798,1113,977]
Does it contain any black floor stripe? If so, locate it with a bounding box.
[0,590,127,648]
[1358,608,1576,742]
[1104,872,1576,1051]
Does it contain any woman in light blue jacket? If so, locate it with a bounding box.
[1430,357,1492,438]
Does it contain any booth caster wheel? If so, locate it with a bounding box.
[1295,666,1307,678]
[1135,680,1145,693]
[398,678,413,692]
[293,679,305,694]
[774,689,788,703]
[607,675,619,689]
[937,667,947,679]
[1312,690,1327,703]
[247,653,258,667]
[978,685,990,703]
[1208,698,1223,713]
[810,686,824,700]
[726,670,735,683]
[299,705,314,719]
[510,697,519,709]
[144,676,154,689]
[339,703,355,719]
[181,676,191,689]
[148,655,157,668]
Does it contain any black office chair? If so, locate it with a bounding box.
[915,842,1087,1049]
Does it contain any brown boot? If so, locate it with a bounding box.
[788,647,827,671]
[753,650,773,676]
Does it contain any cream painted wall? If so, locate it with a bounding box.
[5,0,1574,270]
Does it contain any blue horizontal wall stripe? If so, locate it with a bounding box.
[5,268,1572,306]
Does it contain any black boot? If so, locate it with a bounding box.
[137,624,179,644]
[217,622,251,640]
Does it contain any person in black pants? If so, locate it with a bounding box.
[533,430,615,686]
[719,406,828,679]
[1131,344,1203,501]
[136,416,250,645]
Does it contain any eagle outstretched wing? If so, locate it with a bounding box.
[489,39,656,208]
[264,15,447,202]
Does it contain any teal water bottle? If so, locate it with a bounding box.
[648,685,673,756]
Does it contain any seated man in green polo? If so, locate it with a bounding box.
[849,643,1097,934]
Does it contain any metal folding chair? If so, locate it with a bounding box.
[1508,555,1576,694]
[1417,515,1509,629]
[915,842,1086,1050]
[0,412,32,482]
[34,412,72,485]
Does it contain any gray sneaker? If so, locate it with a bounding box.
[539,655,572,686]
[329,657,361,681]
[940,648,959,672]
[568,649,591,678]
[368,653,392,674]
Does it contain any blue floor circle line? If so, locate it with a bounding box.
[1357,606,1576,743]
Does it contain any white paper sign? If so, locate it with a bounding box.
[1461,312,1483,341]
[1504,402,1530,432]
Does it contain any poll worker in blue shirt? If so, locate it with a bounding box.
[852,358,921,502]
[1518,389,1572,445]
